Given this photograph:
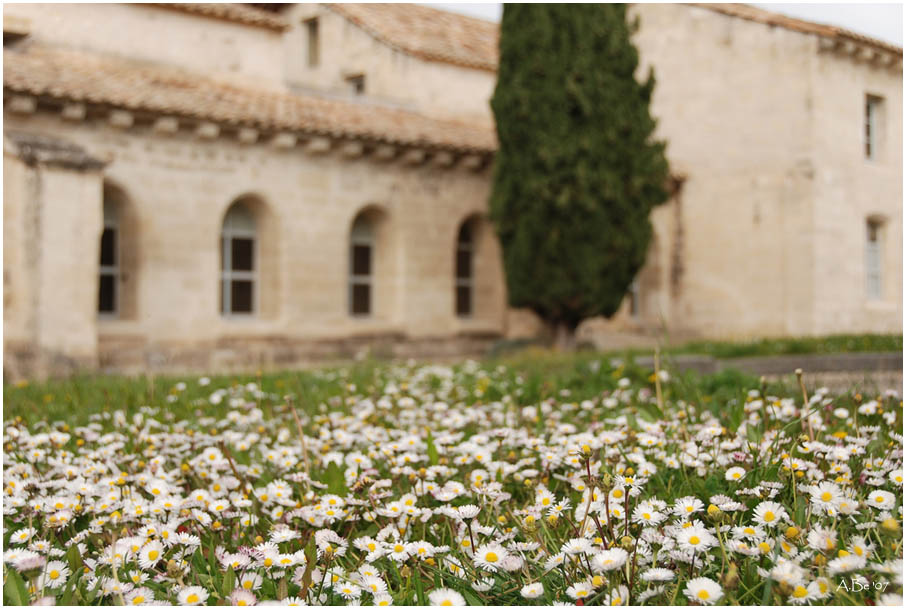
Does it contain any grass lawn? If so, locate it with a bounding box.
[3,354,903,606]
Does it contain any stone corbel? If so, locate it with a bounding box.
[8,95,36,114]
[373,144,397,161]
[272,133,298,149]
[237,127,258,145]
[402,149,426,165]
[340,141,364,158]
[61,103,86,121]
[109,110,134,129]
[304,136,331,154]
[195,122,220,139]
[153,117,179,134]
[460,154,484,171]
[432,151,455,168]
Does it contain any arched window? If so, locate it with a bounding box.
[221,202,256,315]
[349,214,374,316]
[98,199,119,315]
[455,221,474,317]
[866,218,883,300]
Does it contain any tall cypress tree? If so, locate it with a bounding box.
[490,4,670,347]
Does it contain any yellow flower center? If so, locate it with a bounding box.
[689,536,700,545]
[793,586,808,598]
[49,570,60,579]
[187,594,199,604]
[485,552,498,563]
[764,511,775,522]
[697,590,710,600]
[394,544,405,553]
[148,550,159,560]
[821,492,832,502]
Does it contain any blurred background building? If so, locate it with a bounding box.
[3,3,902,379]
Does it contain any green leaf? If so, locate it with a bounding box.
[745,422,760,445]
[414,567,426,606]
[761,578,774,605]
[60,572,77,606]
[66,544,83,572]
[222,568,235,599]
[426,430,439,466]
[325,462,346,496]
[636,400,662,422]
[625,412,640,431]
[4,567,29,606]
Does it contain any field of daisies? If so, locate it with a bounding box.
[3,354,903,606]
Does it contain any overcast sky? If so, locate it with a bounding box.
[426,3,903,47]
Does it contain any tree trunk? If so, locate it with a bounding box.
[552,320,577,352]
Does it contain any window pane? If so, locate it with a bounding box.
[232,238,254,272]
[352,283,370,315]
[307,18,319,67]
[231,280,253,313]
[352,245,371,276]
[456,285,471,316]
[456,249,471,279]
[220,279,225,313]
[458,223,473,245]
[100,228,116,266]
[99,274,116,313]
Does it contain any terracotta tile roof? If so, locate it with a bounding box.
[133,4,901,71]
[690,3,902,55]
[144,3,289,30]
[328,3,900,70]
[326,3,499,71]
[3,45,496,153]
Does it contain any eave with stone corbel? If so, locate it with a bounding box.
[817,35,902,70]
[4,92,493,173]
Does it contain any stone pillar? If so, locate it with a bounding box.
[3,133,106,379]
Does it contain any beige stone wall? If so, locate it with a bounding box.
[3,4,285,88]
[2,149,103,378]
[283,4,496,123]
[3,111,505,376]
[3,4,901,378]
[614,4,892,341]
[810,48,903,334]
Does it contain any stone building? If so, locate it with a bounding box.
[3,3,902,379]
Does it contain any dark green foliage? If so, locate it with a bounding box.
[490,4,670,331]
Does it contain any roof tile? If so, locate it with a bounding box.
[3,45,497,153]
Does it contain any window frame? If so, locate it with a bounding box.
[628,278,640,318]
[865,219,883,300]
[345,74,366,96]
[221,205,258,317]
[455,223,474,318]
[305,17,319,68]
[865,94,883,160]
[98,202,119,318]
[349,218,374,317]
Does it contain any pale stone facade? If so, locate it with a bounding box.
[2,3,902,379]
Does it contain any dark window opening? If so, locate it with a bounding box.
[231,280,254,313]
[305,18,319,67]
[231,238,254,272]
[455,222,474,317]
[100,228,117,266]
[346,74,365,95]
[99,274,116,313]
[351,283,370,316]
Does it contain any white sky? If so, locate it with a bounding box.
[425,2,904,47]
